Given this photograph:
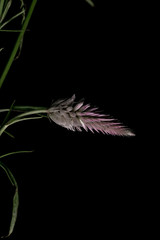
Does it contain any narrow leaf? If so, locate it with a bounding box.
[0,161,16,186]
[0,161,19,237]
[4,130,15,138]
[0,150,33,159]
[0,0,5,17]
[0,0,37,88]
[0,108,11,113]
[13,105,47,111]
[0,9,25,30]
[7,188,19,237]
[0,116,43,137]
[0,0,12,25]
[1,100,15,127]
[0,149,33,238]
[85,0,95,7]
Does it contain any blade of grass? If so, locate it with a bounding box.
[0,150,33,159]
[0,106,47,115]
[8,187,19,237]
[0,108,48,136]
[1,100,15,127]
[0,101,15,138]
[0,115,44,137]
[0,161,16,186]
[0,29,26,32]
[19,0,25,24]
[16,0,26,58]
[4,130,15,138]
[0,9,25,29]
[13,105,47,111]
[0,150,33,237]
[0,108,11,113]
[6,109,48,121]
[85,0,95,7]
[0,0,5,17]
[0,0,37,89]
[0,161,18,238]
[0,0,12,25]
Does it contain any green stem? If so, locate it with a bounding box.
[0,0,37,89]
[85,0,95,7]
[8,109,48,121]
[0,9,25,30]
[0,161,17,186]
[0,150,33,159]
[0,29,27,32]
[0,109,48,136]
[0,108,10,113]
[0,106,47,113]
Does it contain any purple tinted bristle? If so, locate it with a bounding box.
[48,94,135,136]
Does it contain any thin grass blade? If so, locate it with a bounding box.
[0,161,18,238]
[0,149,33,237]
[0,116,43,136]
[16,0,26,58]
[0,0,37,89]
[0,108,48,136]
[0,108,11,113]
[0,0,5,17]
[0,9,25,30]
[4,130,15,138]
[0,100,15,127]
[85,0,95,7]
[0,0,12,25]
[0,150,33,159]
[13,105,47,111]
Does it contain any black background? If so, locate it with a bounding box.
[0,0,141,238]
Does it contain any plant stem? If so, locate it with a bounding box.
[0,0,37,89]
[85,0,95,7]
[0,150,33,159]
[0,29,26,32]
[0,109,48,136]
[0,9,25,30]
[8,109,48,121]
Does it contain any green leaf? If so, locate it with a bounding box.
[0,29,25,32]
[0,109,10,113]
[0,115,44,137]
[0,161,17,186]
[85,0,95,7]
[0,106,47,113]
[13,105,47,111]
[0,9,25,30]
[0,150,33,159]
[4,130,15,138]
[8,187,19,237]
[0,150,33,237]
[0,0,37,89]
[0,100,15,127]
[0,0,5,17]
[0,0,12,25]
[0,108,48,137]
[0,161,18,238]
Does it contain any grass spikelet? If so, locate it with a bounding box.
[48,95,135,136]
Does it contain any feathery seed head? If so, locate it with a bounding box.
[48,95,135,136]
